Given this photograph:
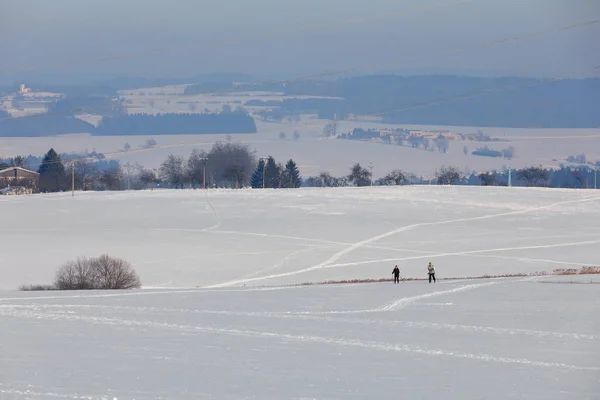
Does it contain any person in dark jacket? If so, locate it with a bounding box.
[427,262,436,283]
[392,265,400,284]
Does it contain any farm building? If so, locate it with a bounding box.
[0,166,39,194]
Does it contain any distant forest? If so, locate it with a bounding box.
[0,115,96,137]
[49,95,125,117]
[0,113,257,137]
[243,75,600,128]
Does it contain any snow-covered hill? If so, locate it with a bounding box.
[1,186,599,290]
[1,186,599,398]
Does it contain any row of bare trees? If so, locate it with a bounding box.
[305,164,407,187]
[159,142,256,189]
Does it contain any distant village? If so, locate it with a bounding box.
[0,83,63,117]
[338,127,505,145]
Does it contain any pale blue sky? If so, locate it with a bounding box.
[1,0,599,81]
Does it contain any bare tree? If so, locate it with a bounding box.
[479,172,496,186]
[73,159,99,191]
[517,166,548,187]
[99,165,124,190]
[124,142,131,152]
[322,122,337,137]
[187,149,208,189]
[318,172,333,187]
[437,166,461,185]
[12,155,28,168]
[573,170,588,188]
[54,257,96,290]
[316,172,348,187]
[279,131,287,140]
[292,131,300,141]
[348,163,372,187]
[160,155,186,188]
[206,142,256,188]
[139,169,159,190]
[463,145,469,156]
[382,169,406,185]
[435,137,449,153]
[223,165,247,188]
[145,138,158,149]
[90,254,141,290]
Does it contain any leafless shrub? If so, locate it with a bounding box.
[553,266,600,275]
[552,268,578,276]
[53,255,141,290]
[54,257,97,290]
[579,266,600,274]
[19,284,57,291]
[90,254,141,290]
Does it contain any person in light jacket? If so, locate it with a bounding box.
[427,262,436,283]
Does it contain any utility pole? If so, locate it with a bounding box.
[202,157,207,189]
[124,162,132,191]
[71,161,75,197]
[368,162,374,186]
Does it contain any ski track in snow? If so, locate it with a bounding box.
[0,286,302,302]
[323,239,600,269]
[1,308,597,372]
[201,189,221,232]
[2,303,595,341]
[206,195,600,288]
[0,388,106,400]
[238,245,327,280]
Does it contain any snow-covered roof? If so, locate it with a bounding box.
[0,166,40,175]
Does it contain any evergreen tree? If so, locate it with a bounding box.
[251,159,266,188]
[38,148,66,192]
[264,156,280,189]
[282,159,301,188]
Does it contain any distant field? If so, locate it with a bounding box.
[1,117,599,178]
[1,86,599,176]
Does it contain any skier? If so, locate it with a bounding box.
[427,262,436,283]
[392,265,400,284]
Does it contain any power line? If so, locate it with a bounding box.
[2,18,598,122]
[370,65,600,117]
[0,0,471,74]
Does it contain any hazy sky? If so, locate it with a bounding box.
[1,0,599,82]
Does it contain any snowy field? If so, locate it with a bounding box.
[0,276,598,399]
[2,186,600,290]
[1,186,599,399]
[2,118,600,179]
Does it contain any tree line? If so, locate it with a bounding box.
[2,145,598,193]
